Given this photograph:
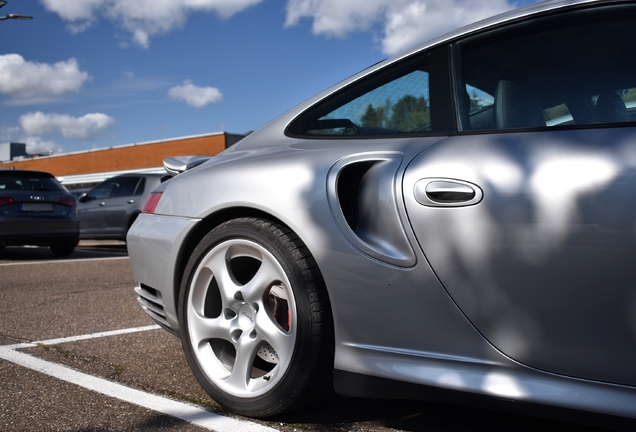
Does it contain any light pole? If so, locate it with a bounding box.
[0,1,32,21]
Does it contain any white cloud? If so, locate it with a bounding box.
[67,21,94,34]
[0,126,63,154]
[285,0,389,38]
[285,0,514,55]
[40,0,105,21]
[168,80,223,107]
[25,136,63,155]
[19,112,116,140]
[0,126,21,142]
[0,54,90,99]
[42,0,264,48]
[382,0,513,54]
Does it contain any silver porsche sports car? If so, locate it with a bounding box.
[128,0,636,422]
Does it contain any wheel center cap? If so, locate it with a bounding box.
[238,305,256,330]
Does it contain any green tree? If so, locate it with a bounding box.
[361,101,389,128]
[621,87,636,103]
[360,95,430,132]
[388,95,429,131]
[543,103,570,122]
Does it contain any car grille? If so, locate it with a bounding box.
[135,284,170,329]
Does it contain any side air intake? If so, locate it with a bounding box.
[328,154,416,267]
[135,283,171,329]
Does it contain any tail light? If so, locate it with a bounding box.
[0,197,14,206]
[59,196,76,207]
[142,192,163,214]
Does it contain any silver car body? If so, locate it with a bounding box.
[128,0,636,421]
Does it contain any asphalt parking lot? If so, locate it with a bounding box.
[0,242,623,431]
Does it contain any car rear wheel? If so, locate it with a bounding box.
[50,242,76,257]
[178,217,333,418]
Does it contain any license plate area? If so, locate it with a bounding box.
[20,203,54,212]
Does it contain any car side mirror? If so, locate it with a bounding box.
[77,193,90,203]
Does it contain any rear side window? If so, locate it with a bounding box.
[455,4,636,132]
[288,53,445,137]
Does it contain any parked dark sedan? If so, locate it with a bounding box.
[77,173,167,240]
[0,169,79,256]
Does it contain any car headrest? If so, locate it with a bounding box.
[595,91,629,123]
[494,79,545,129]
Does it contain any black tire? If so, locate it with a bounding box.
[127,213,139,233]
[178,217,333,418]
[50,242,76,257]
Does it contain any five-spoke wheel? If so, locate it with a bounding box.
[179,218,333,417]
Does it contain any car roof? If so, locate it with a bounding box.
[391,1,600,61]
[0,169,55,177]
[111,173,166,178]
[348,0,609,83]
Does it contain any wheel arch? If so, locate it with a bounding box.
[172,206,334,338]
[127,211,141,230]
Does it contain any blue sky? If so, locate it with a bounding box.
[0,0,537,155]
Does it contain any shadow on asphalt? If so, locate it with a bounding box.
[0,241,128,261]
[274,394,623,432]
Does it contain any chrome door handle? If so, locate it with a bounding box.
[414,178,483,207]
[99,202,106,206]
[127,200,135,204]
[426,181,475,202]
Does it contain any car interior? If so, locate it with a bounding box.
[456,4,636,132]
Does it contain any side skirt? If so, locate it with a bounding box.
[333,369,635,431]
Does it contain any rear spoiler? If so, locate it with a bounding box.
[163,155,211,176]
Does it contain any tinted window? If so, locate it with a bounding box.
[89,179,116,200]
[455,5,636,131]
[0,172,64,192]
[289,53,436,137]
[111,177,140,198]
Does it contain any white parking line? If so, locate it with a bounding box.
[0,326,278,432]
[6,324,162,350]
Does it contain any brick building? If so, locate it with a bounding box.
[0,132,243,189]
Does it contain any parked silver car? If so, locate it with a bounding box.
[128,0,636,423]
[0,169,79,256]
[77,173,167,240]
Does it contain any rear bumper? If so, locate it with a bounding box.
[127,213,201,334]
[0,219,79,246]
[0,234,80,247]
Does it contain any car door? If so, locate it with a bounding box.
[101,176,142,238]
[77,178,117,238]
[403,4,636,386]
